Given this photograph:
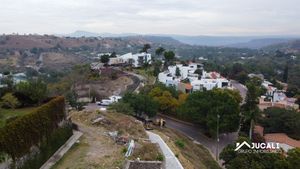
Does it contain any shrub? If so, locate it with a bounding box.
[156,153,164,161]
[122,147,127,154]
[0,96,66,162]
[19,125,72,169]
[175,140,185,149]
[108,101,134,115]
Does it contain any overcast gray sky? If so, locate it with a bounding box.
[0,0,299,36]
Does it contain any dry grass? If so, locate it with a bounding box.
[130,142,163,161]
[52,111,158,169]
[154,127,221,169]
[75,76,133,99]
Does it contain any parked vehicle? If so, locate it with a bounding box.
[97,95,122,106]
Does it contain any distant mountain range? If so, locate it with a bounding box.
[60,30,300,49]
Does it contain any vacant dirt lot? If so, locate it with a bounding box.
[52,110,161,169]
[75,75,133,100]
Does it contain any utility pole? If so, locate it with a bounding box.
[216,114,220,162]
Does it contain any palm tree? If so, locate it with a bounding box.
[245,107,260,140]
[243,83,260,140]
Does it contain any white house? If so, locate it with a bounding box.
[191,78,229,91]
[158,63,229,91]
[167,63,203,79]
[158,72,181,87]
[118,52,152,67]
[13,73,27,84]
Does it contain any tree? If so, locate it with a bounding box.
[178,89,240,136]
[194,69,203,78]
[236,71,249,84]
[16,79,47,105]
[101,54,110,64]
[149,88,179,115]
[243,82,260,140]
[178,93,188,106]
[0,93,19,109]
[163,51,175,64]
[123,93,158,118]
[261,108,300,140]
[155,47,165,57]
[283,64,289,83]
[220,136,287,169]
[163,50,175,69]
[66,89,84,110]
[141,44,151,53]
[108,101,134,115]
[153,61,162,76]
[286,148,300,169]
[175,66,181,77]
[110,52,117,58]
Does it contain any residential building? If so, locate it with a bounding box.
[265,133,300,152]
[158,63,230,92]
[191,78,229,91]
[254,125,300,152]
[13,73,27,84]
[259,80,299,110]
[118,52,152,67]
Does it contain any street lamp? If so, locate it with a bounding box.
[216,114,220,162]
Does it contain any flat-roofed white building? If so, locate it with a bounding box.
[158,63,229,91]
[119,52,151,67]
[191,78,229,91]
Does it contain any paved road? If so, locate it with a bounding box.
[147,131,184,169]
[159,115,238,158]
[123,71,145,93]
[231,80,247,103]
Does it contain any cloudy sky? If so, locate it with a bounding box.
[0,0,299,36]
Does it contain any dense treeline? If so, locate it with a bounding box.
[178,89,241,136]
[260,107,300,140]
[0,96,66,162]
[111,83,242,137]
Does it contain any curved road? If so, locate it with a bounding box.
[158,80,248,158]
[85,72,248,159]
[158,115,238,158]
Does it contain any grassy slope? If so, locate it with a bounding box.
[0,107,36,128]
[154,127,221,169]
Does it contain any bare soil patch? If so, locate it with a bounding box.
[52,111,161,169]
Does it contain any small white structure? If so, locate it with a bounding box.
[108,57,124,65]
[90,62,104,70]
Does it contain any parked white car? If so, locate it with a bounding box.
[97,95,122,106]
